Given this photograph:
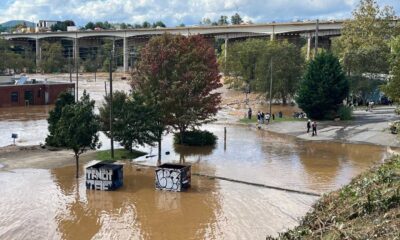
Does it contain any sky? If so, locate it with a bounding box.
[0,0,399,27]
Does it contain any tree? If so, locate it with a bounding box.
[46,91,75,147]
[51,91,100,178]
[39,41,65,73]
[99,90,127,133]
[231,13,243,25]
[296,52,349,120]
[218,16,229,25]
[334,0,397,102]
[114,93,159,152]
[51,20,75,32]
[85,22,95,30]
[142,21,151,28]
[132,34,222,162]
[152,21,166,28]
[223,39,304,104]
[200,18,212,26]
[382,36,400,102]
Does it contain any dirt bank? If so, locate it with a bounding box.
[267,155,400,239]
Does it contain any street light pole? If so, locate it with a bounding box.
[269,57,273,116]
[109,49,114,160]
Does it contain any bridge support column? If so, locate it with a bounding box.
[123,37,128,73]
[35,39,40,71]
[270,34,275,41]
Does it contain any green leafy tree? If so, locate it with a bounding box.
[51,91,100,178]
[39,41,65,73]
[334,0,397,103]
[51,20,75,32]
[218,16,229,25]
[223,39,304,104]
[98,90,128,133]
[46,92,75,147]
[231,13,243,25]
[85,22,95,30]
[152,21,166,28]
[296,52,349,120]
[114,93,159,152]
[142,21,151,28]
[382,36,400,102]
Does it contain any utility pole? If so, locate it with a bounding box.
[269,57,273,116]
[109,49,114,160]
[314,19,319,57]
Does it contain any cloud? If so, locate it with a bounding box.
[0,0,399,26]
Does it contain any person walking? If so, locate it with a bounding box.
[312,121,317,136]
[265,113,271,124]
[272,113,275,120]
[248,107,252,119]
[261,112,265,124]
[257,111,261,124]
[307,119,311,133]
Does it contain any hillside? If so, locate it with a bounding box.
[268,156,400,239]
[0,20,35,29]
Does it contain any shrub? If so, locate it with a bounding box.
[174,130,217,146]
[389,120,400,134]
[395,106,400,115]
[338,105,353,120]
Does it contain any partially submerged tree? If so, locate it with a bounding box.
[51,91,100,178]
[46,91,75,147]
[39,41,65,73]
[296,52,349,119]
[132,34,222,162]
[99,91,159,152]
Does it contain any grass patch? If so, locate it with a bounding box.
[267,156,400,240]
[96,149,146,162]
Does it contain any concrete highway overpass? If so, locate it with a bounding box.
[1,20,343,72]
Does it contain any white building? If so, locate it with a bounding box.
[36,20,58,32]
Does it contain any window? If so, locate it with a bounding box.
[11,92,18,102]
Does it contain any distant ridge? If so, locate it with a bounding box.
[0,20,35,29]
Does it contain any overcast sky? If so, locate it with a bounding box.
[0,0,399,26]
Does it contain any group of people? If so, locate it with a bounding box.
[248,108,283,124]
[256,111,273,124]
[307,119,318,136]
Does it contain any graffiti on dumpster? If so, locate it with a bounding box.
[156,169,182,191]
[86,168,113,191]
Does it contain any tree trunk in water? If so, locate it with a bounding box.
[157,138,162,166]
[180,128,185,145]
[75,154,79,178]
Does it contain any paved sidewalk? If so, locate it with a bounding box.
[266,106,400,147]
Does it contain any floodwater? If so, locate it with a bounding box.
[0,102,392,239]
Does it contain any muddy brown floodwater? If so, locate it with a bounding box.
[0,82,393,239]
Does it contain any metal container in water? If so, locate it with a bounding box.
[155,163,191,192]
[86,162,123,191]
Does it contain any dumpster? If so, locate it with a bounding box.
[86,162,123,191]
[155,163,191,192]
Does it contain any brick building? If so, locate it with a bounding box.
[0,79,75,107]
